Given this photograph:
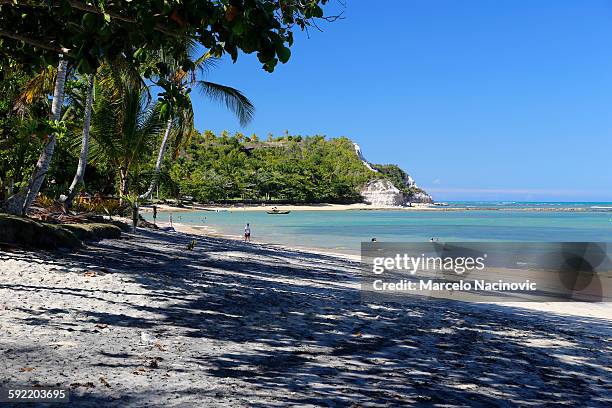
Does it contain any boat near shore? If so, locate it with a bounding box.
[266,206,291,215]
[267,209,291,214]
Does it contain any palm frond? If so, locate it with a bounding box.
[193,51,219,81]
[13,65,57,115]
[170,97,195,158]
[197,81,255,127]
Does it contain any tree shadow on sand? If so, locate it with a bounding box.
[1,229,611,407]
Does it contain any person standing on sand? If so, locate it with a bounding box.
[169,213,173,228]
[244,223,251,242]
[132,201,138,233]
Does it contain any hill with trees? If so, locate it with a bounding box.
[164,130,430,204]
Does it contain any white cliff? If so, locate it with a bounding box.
[353,143,378,172]
[353,143,433,206]
[360,179,405,207]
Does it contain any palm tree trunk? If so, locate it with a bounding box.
[3,58,68,215]
[139,118,172,200]
[119,168,128,205]
[62,73,94,210]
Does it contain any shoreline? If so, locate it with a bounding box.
[169,221,361,261]
[161,223,610,321]
[143,202,434,213]
[141,202,612,213]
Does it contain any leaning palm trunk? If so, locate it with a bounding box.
[139,118,173,200]
[3,58,68,215]
[62,73,95,210]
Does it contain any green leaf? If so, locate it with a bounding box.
[277,46,290,64]
[263,58,278,72]
[82,13,97,30]
[232,21,245,35]
[313,5,324,18]
[133,48,145,62]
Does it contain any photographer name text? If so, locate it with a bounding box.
[372,279,537,292]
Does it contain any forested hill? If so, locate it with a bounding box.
[167,131,427,204]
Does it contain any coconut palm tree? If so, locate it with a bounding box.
[88,65,165,204]
[3,60,96,212]
[3,58,68,215]
[61,55,147,209]
[139,52,254,200]
[61,72,94,209]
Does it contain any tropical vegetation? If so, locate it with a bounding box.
[0,0,334,216]
[165,131,427,204]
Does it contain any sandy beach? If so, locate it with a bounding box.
[169,222,362,261]
[140,202,602,213]
[141,202,436,213]
[3,1,612,406]
[1,228,610,406]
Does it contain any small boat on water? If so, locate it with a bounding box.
[267,207,291,215]
[267,210,291,215]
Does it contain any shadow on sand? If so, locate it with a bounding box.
[1,229,610,406]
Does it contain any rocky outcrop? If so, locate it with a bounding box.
[360,179,433,206]
[353,143,433,206]
[409,190,433,204]
[360,179,405,207]
[396,172,433,204]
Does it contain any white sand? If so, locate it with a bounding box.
[0,230,610,406]
[142,202,437,213]
[141,202,598,213]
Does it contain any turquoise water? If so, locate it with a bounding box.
[443,201,612,210]
[147,203,612,255]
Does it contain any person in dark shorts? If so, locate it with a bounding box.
[244,223,251,242]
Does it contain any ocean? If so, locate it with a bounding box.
[145,202,612,255]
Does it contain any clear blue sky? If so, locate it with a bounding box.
[189,0,612,201]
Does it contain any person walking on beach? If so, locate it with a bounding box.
[244,223,251,242]
[169,213,173,228]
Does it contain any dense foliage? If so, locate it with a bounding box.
[1,0,331,74]
[166,131,411,204]
[0,68,36,200]
[0,0,336,215]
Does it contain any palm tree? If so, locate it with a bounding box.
[139,52,254,200]
[61,56,146,210]
[88,65,164,204]
[61,72,94,209]
[3,58,68,215]
[3,62,91,211]
[2,60,96,212]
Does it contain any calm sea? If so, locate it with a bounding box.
[146,202,612,255]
